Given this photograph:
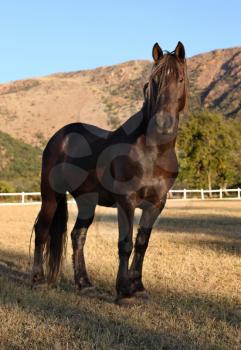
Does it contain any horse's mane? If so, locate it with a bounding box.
[145,52,189,114]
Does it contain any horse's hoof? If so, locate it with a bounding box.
[79,285,96,295]
[115,296,138,307]
[134,289,149,299]
[31,281,48,290]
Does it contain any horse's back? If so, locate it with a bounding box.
[47,122,110,147]
[42,122,111,161]
[40,123,111,194]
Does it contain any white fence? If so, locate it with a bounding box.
[0,188,240,206]
[170,188,241,200]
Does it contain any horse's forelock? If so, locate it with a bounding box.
[145,54,188,114]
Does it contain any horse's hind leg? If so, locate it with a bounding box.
[71,197,96,291]
[31,199,57,287]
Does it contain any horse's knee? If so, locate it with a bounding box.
[118,238,133,258]
[134,227,151,254]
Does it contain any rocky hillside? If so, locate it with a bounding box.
[188,47,241,117]
[0,47,240,146]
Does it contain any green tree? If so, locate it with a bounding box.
[177,110,239,191]
[0,180,15,193]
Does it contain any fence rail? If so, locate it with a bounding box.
[0,188,240,206]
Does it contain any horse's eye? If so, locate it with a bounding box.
[179,71,184,83]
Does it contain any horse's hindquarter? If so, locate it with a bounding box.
[41,123,112,196]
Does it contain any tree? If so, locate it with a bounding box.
[0,181,15,193]
[177,110,239,190]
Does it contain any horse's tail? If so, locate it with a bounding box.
[29,213,39,269]
[45,194,68,284]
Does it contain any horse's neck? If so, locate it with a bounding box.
[116,108,177,153]
[119,110,145,138]
[140,109,177,153]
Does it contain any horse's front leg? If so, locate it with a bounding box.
[116,200,135,301]
[130,197,167,296]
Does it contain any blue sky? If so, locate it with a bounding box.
[0,0,240,83]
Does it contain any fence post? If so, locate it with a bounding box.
[183,189,187,200]
[219,188,223,199]
[238,188,240,199]
[201,189,204,200]
[21,192,25,204]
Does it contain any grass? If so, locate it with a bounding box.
[0,200,241,349]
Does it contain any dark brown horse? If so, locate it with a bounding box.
[31,42,188,303]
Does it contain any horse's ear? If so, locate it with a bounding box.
[152,43,163,63]
[175,41,185,61]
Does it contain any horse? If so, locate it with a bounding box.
[31,41,188,303]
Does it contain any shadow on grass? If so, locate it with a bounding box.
[91,212,241,257]
[0,248,240,349]
[92,212,241,241]
[178,238,241,256]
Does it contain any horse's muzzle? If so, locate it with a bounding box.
[155,113,177,135]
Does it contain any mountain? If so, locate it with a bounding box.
[188,47,241,117]
[0,47,240,147]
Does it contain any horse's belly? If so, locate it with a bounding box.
[97,192,116,207]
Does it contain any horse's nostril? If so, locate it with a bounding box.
[154,113,175,134]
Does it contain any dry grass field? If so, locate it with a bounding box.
[0,200,241,349]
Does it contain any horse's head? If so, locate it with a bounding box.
[144,42,188,136]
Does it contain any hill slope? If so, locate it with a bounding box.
[188,47,241,116]
[0,130,41,191]
[0,47,240,146]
